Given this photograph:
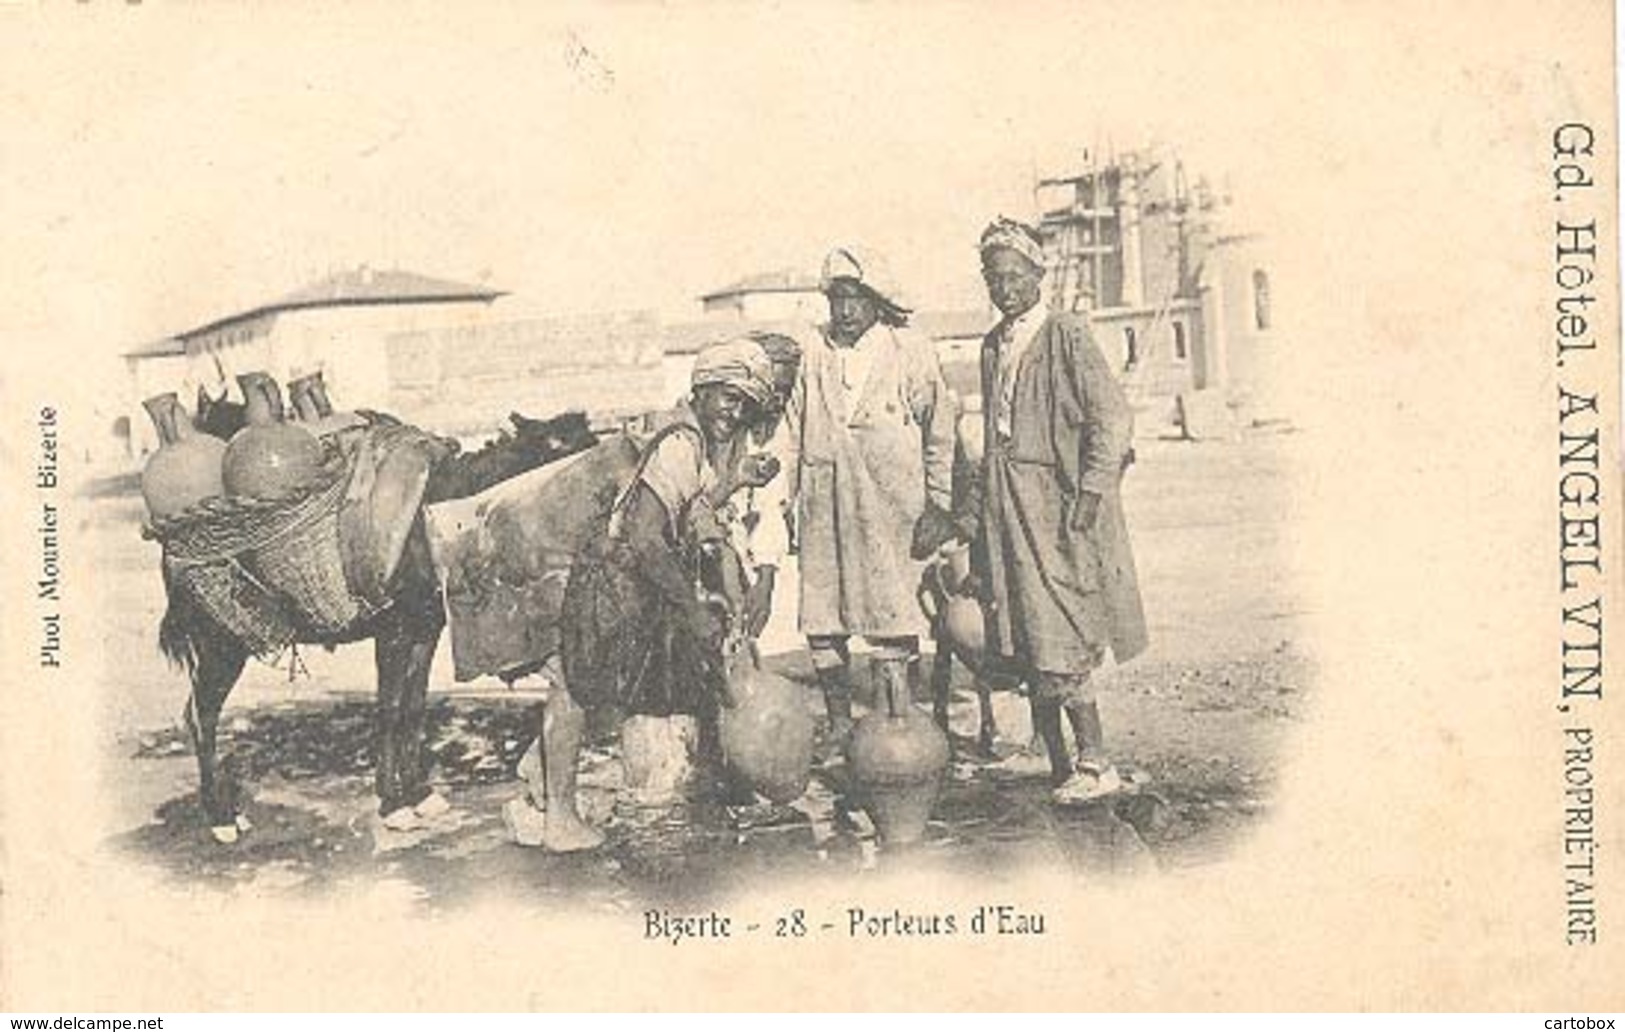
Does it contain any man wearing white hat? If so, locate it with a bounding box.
[783,246,958,750]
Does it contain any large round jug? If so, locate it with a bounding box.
[140,393,227,520]
[941,594,987,665]
[847,659,950,844]
[222,373,324,501]
[956,399,985,467]
[719,656,816,804]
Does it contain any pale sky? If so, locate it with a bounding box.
[1,2,1337,365]
[0,0,1584,443]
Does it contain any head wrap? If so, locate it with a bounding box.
[979,216,1047,270]
[691,336,776,408]
[820,245,911,312]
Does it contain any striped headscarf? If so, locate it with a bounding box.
[979,216,1047,270]
[691,337,776,408]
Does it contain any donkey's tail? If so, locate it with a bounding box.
[159,596,202,676]
[158,567,203,676]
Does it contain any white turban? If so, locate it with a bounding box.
[819,245,910,312]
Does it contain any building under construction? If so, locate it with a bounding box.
[1035,147,1279,431]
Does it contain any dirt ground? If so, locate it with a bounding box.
[92,430,1313,909]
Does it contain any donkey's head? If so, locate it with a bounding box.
[508,409,597,464]
[424,410,600,503]
[195,386,247,441]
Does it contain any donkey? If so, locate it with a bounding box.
[164,394,598,841]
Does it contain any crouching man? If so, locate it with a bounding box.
[504,338,779,850]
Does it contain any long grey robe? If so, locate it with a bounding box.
[978,310,1148,673]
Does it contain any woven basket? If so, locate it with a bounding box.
[164,556,296,658]
[146,444,366,637]
[242,468,360,632]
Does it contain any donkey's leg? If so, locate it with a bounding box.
[374,525,445,822]
[183,635,248,841]
[374,612,441,820]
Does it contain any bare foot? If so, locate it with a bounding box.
[540,809,605,852]
[503,797,548,847]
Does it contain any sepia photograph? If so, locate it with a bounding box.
[0,0,1619,1013]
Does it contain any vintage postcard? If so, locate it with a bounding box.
[0,0,1619,1012]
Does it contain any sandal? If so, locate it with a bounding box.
[1051,762,1124,805]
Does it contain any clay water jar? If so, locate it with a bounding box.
[222,372,323,500]
[288,370,363,437]
[719,654,816,804]
[847,659,950,845]
[922,544,985,665]
[941,594,987,666]
[956,402,985,466]
[140,392,227,519]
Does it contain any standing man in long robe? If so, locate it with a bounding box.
[784,246,958,748]
[970,217,1148,803]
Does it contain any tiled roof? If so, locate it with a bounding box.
[130,267,506,353]
[123,337,187,359]
[270,267,502,311]
[698,269,821,302]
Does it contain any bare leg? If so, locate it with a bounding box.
[1031,698,1072,784]
[928,636,953,733]
[1064,698,1105,762]
[536,689,603,851]
[975,676,999,757]
[1050,676,1123,803]
[809,635,854,760]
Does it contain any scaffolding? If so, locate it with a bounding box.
[1034,152,1121,313]
[1033,149,1202,314]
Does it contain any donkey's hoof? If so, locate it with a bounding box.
[210,823,240,845]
